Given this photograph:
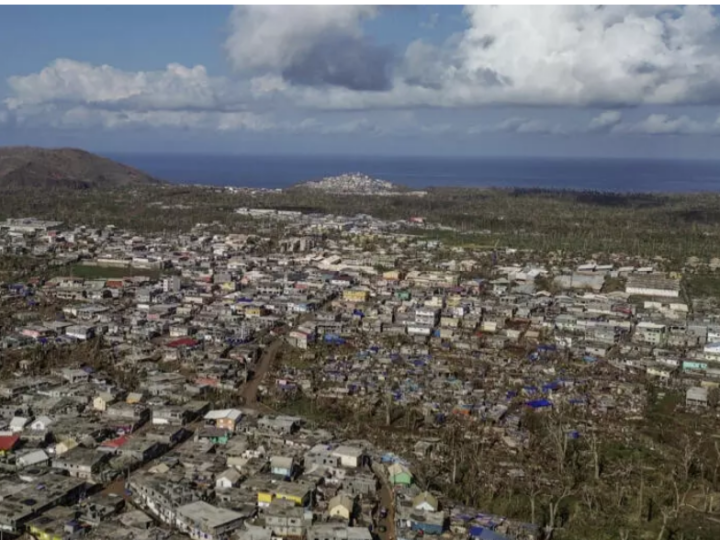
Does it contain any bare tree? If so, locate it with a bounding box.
[545,484,573,540]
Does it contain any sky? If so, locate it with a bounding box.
[3,5,720,158]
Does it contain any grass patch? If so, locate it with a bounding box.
[685,273,720,299]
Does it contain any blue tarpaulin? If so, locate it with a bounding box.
[527,399,553,409]
[469,527,510,540]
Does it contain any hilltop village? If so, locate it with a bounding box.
[1,207,720,540]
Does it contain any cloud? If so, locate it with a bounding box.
[589,110,623,131]
[250,75,288,97]
[6,59,237,112]
[269,5,720,110]
[2,59,277,133]
[612,113,720,135]
[226,6,393,91]
[468,117,568,135]
[10,104,273,132]
[420,12,439,30]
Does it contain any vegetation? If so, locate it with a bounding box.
[0,147,160,189]
[267,376,720,540]
[685,273,720,299]
[4,184,720,268]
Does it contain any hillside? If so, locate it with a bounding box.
[292,172,413,195]
[0,147,162,190]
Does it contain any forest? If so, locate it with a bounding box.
[1,184,720,266]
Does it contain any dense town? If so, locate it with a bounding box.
[0,205,719,540]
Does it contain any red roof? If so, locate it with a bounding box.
[167,337,199,349]
[196,377,219,387]
[102,435,129,449]
[0,435,20,451]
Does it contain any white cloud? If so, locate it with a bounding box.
[2,59,275,133]
[11,105,272,132]
[250,75,288,97]
[268,5,720,110]
[589,110,623,131]
[226,6,392,91]
[6,59,236,112]
[468,117,568,135]
[612,113,720,135]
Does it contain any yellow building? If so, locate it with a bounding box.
[446,295,462,307]
[245,305,266,317]
[328,494,354,521]
[274,483,312,507]
[28,525,64,540]
[343,290,368,303]
[258,490,274,506]
[220,281,237,292]
[382,270,401,281]
[257,484,312,507]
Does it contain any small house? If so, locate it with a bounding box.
[328,493,354,522]
[686,386,709,408]
[387,462,412,486]
[216,468,243,489]
[0,434,20,456]
[412,491,439,512]
[270,456,295,478]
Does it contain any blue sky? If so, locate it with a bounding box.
[2,5,720,158]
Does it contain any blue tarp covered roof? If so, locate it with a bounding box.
[527,399,553,408]
[469,527,509,540]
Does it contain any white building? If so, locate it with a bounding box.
[163,275,182,293]
[332,445,364,468]
[705,342,720,361]
[686,387,709,408]
[625,274,680,298]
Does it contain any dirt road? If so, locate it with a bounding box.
[373,463,396,540]
[240,309,325,412]
[241,338,282,409]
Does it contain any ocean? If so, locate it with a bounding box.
[106,153,720,193]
